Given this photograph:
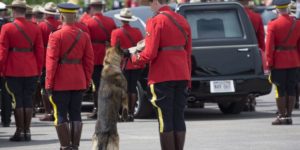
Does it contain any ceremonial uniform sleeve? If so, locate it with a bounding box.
[257,17,265,51]
[110,30,119,47]
[38,23,48,47]
[45,33,60,90]
[265,22,275,69]
[131,19,160,64]
[0,25,9,74]
[34,28,45,75]
[82,34,94,88]
[186,24,192,88]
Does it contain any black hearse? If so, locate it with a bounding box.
[134,2,272,117]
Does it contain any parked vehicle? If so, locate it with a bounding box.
[105,2,272,118]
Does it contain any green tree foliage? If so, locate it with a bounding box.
[2,0,68,5]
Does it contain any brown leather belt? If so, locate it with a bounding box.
[275,46,297,51]
[9,48,32,52]
[59,59,81,64]
[92,39,107,44]
[159,46,185,51]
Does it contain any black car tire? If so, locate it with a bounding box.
[134,81,154,118]
[243,95,256,112]
[218,99,246,114]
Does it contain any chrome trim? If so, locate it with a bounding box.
[193,44,258,50]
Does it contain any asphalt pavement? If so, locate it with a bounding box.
[0,88,300,150]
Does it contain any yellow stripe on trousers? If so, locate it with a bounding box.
[49,95,58,125]
[5,82,16,109]
[268,74,279,98]
[150,84,164,133]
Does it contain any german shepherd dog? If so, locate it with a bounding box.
[92,44,128,150]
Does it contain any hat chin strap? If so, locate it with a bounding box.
[120,15,132,19]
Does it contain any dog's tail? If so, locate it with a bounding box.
[92,132,119,150]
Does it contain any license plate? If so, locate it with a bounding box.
[210,80,235,93]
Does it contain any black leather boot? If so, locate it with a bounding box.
[55,122,72,150]
[286,96,296,125]
[10,108,25,141]
[24,108,33,141]
[272,97,287,125]
[70,121,83,150]
[174,131,186,150]
[160,131,176,150]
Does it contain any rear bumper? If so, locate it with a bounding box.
[190,75,272,101]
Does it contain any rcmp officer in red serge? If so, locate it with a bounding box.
[0,0,44,141]
[111,8,144,121]
[240,0,265,51]
[84,0,117,119]
[130,0,192,149]
[0,2,12,127]
[45,2,94,149]
[38,2,61,121]
[266,0,300,125]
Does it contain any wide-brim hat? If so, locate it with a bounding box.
[114,8,137,22]
[39,2,59,15]
[89,0,106,6]
[129,39,145,54]
[32,5,43,14]
[0,2,7,11]
[26,5,33,14]
[289,1,296,13]
[7,0,27,9]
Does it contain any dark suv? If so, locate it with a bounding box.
[134,2,272,117]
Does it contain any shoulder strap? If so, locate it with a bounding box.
[282,17,297,44]
[93,16,110,40]
[121,27,135,46]
[159,12,188,46]
[13,22,33,48]
[61,30,83,61]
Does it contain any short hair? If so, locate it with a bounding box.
[61,13,76,23]
[90,5,103,12]
[33,12,44,19]
[149,0,169,4]
[12,7,26,14]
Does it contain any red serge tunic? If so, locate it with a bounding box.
[46,25,94,91]
[0,17,44,77]
[84,13,116,65]
[39,16,61,47]
[265,14,300,69]
[245,7,265,51]
[111,24,144,70]
[131,6,192,86]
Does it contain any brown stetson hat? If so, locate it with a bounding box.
[89,0,106,6]
[7,0,27,9]
[26,5,33,15]
[39,2,59,15]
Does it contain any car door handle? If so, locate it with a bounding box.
[237,48,249,52]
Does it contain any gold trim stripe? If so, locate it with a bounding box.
[5,82,16,109]
[59,8,77,13]
[49,95,58,125]
[150,84,164,133]
[276,4,289,9]
[275,85,279,99]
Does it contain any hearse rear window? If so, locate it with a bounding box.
[185,9,243,40]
